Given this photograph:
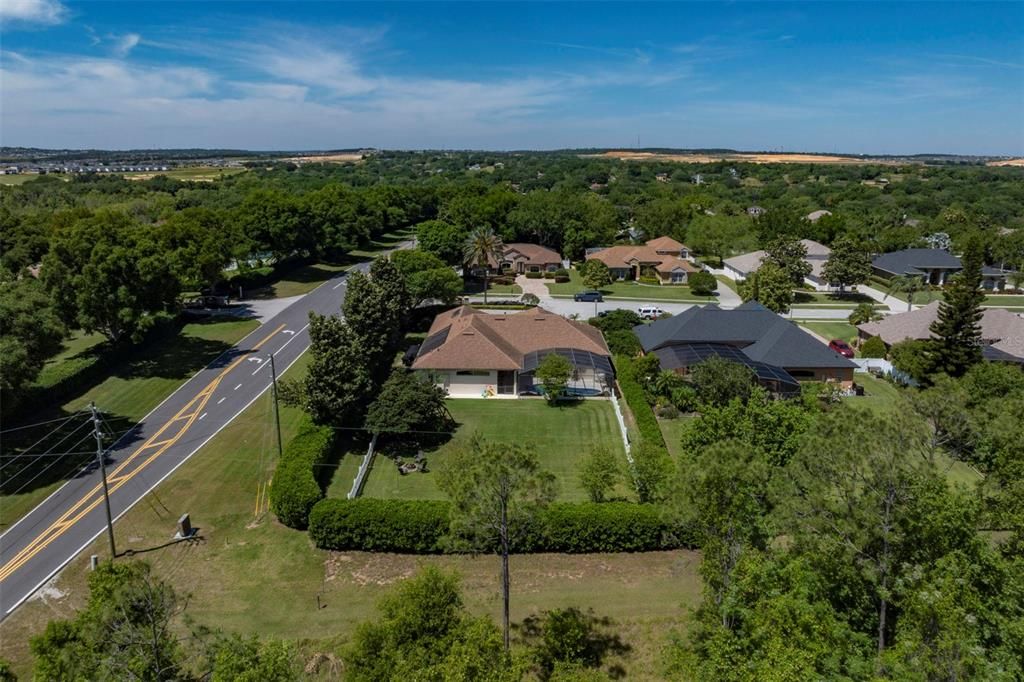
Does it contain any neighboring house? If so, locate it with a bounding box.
[871,248,1014,290]
[486,243,563,274]
[586,236,699,284]
[634,300,857,392]
[747,206,766,217]
[722,239,832,290]
[857,301,1024,364]
[806,209,832,222]
[411,306,614,398]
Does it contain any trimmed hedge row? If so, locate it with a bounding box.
[613,355,668,451]
[308,498,690,553]
[269,416,336,529]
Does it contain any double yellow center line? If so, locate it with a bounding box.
[0,324,285,583]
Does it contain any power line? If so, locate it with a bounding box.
[0,412,88,435]
[0,417,94,476]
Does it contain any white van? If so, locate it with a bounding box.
[638,306,664,320]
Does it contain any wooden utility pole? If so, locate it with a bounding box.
[268,354,284,460]
[90,402,117,559]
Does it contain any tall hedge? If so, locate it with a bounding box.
[268,416,335,529]
[613,355,668,451]
[308,498,690,553]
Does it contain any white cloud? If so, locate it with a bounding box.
[0,0,67,26]
[112,32,141,57]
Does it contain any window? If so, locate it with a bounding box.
[529,265,540,272]
[671,271,686,283]
[455,370,491,376]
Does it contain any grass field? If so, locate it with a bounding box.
[792,290,884,309]
[0,174,58,186]
[0,361,699,680]
[251,263,351,299]
[123,167,248,181]
[658,415,696,461]
[356,399,632,502]
[0,318,260,530]
[798,320,858,345]
[548,269,716,302]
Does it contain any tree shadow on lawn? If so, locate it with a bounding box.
[517,607,632,680]
[112,330,239,382]
[793,291,874,305]
[0,407,145,508]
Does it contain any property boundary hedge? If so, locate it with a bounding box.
[308,498,691,553]
[613,355,668,451]
[269,415,336,529]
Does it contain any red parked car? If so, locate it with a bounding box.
[829,339,855,358]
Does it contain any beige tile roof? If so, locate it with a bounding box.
[858,301,1024,360]
[586,242,698,275]
[413,306,611,370]
[486,243,562,268]
[645,235,686,252]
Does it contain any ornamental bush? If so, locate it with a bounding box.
[268,416,336,529]
[308,498,689,553]
[688,271,717,296]
[860,335,887,358]
[525,272,543,279]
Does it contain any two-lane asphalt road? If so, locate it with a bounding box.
[0,253,394,620]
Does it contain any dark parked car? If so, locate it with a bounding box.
[829,339,855,358]
[574,290,604,302]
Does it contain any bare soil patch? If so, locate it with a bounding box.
[588,150,900,165]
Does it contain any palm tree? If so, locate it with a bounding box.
[463,227,505,303]
[884,274,926,311]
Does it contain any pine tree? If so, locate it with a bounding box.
[928,239,985,378]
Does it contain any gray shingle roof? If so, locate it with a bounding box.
[634,300,855,369]
[872,249,962,276]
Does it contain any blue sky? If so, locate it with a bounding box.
[2,1,1022,153]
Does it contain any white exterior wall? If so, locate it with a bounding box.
[723,264,747,281]
[421,369,518,398]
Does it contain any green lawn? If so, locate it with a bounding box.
[792,290,884,309]
[547,269,716,302]
[123,167,248,181]
[462,280,523,296]
[798,321,858,345]
[714,275,738,293]
[0,318,260,530]
[253,263,351,299]
[658,415,697,461]
[357,399,632,502]
[0,362,698,680]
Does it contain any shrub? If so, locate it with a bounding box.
[631,441,673,503]
[521,293,540,306]
[890,339,933,383]
[604,330,641,356]
[614,355,669,451]
[553,268,569,278]
[268,416,336,529]
[525,272,543,279]
[688,271,717,296]
[309,498,449,552]
[638,276,660,285]
[859,335,887,358]
[543,271,556,279]
[308,499,688,554]
[588,309,641,334]
[554,276,571,283]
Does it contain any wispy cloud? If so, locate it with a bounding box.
[0,0,67,27]
[112,32,141,58]
[934,53,1024,70]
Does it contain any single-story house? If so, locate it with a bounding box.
[871,248,1014,290]
[722,239,832,290]
[857,301,1024,364]
[411,306,614,397]
[485,243,564,274]
[634,300,857,393]
[585,236,699,284]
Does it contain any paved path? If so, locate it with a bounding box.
[857,284,908,313]
[0,244,412,620]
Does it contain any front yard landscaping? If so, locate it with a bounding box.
[547,269,717,302]
[352,399,632,502]
[798,320,859,345]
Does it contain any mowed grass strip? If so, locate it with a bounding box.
[0,355,699,681]
[357,399,632,502]
[798,320,859,345]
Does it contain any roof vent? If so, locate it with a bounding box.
[461,329,475,335]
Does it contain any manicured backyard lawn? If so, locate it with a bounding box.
[357,399,632,501]
[798,321,859,345]
[547,269,716,302]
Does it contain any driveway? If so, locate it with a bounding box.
[183,295,306,324]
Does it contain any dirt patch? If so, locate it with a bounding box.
[988,158,1024,167]
[587,150,901,165]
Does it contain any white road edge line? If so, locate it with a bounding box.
[217,397,226,405]
[250,323,310,375]
[4,347,309,617]
[198,413,207,421]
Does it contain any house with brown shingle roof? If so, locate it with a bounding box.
[412,306,614,397]
[857,301,1024,364]
[585,236,699,284]
[485,243,563,274]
